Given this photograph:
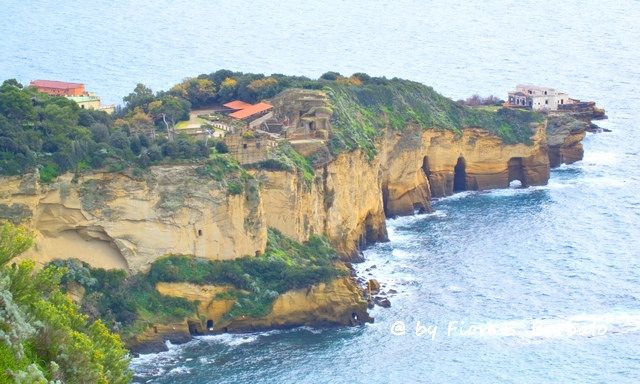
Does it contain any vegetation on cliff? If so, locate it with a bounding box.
[248,143,315,186]
[1,71,542,179]
[195,154,253,195]
[324,79,543,158]
[0,80,211,179]
[149,229,344,319]
[0,222,131,383]
[54,229,344,339]
[166,70,543,158]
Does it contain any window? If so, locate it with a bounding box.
[545,100,548,104]
[198,229,202,236]
[243,143,248,149]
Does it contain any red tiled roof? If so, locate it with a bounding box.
[30,80,84,89]
[223,100,253,110]
[229,102,273,120]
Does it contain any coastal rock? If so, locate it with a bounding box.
[0,106,594,352]
[368,279,381,295]
[374,297,391,308]
[547,114,589,167]
[129,276,371,352]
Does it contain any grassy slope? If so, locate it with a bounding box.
[324,80,544,159]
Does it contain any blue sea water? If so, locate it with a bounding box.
[2,1,640,383]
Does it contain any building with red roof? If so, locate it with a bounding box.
[29,80,85,96]
[228,102,273,120]
[223,100,253,110]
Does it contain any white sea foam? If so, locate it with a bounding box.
[434,191,477,202]
[581,151,619,166]
[167,366,191,375]
[196,333,260,346]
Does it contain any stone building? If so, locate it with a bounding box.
[507,84,570,111]
[269,89,332,139]
[224,132,277,165]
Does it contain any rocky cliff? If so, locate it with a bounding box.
[0,121,557,271]
[0,104,593,352]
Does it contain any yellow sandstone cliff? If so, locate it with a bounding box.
[0,114,585,350]
[0,122,554,271]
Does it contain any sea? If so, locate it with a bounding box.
[2,1,640,383]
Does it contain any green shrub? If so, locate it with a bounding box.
[38,164,58,183]
[263,143,314,186]
[0,222,131,383]
[227,180,244,195]
[195,154,242,181]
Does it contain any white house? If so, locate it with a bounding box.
[508,84,570,111]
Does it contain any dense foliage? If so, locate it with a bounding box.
[51,260,195,339]
[0,222,131,383]
[1,71,541,179]
[0,80,209,179]
[57,229,344,334]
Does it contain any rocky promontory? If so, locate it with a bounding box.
[0,73,604,352]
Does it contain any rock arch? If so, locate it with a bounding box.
[507,157,527,187]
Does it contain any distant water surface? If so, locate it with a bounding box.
[2,1,640,383]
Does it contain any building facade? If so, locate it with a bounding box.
[30,80,85,96]
[507,84,570,111]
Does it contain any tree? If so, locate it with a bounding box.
[217,77,238,102]
[89,122,110,143]
[0,222,132,382]
[0,222,33,266]
[170,78,216,107]
[123,83,154,111]
[148,96,190,140]
[0,83,35,123]
[320,71,342,81]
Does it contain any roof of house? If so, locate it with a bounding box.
[516,84,557,92]
[30,80,84,89]
[229,102,273,120]
[223,100,253,110]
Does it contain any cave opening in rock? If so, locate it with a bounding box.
[206,319,214,331]
[421,156,431,178]
[508,157,527,187]
[453,156,467,192]
[188,321,201,335]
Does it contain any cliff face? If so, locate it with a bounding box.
[546,114,589,167]
[0,113,588,352]
[0,121,563,271]
[0,167,266,272]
